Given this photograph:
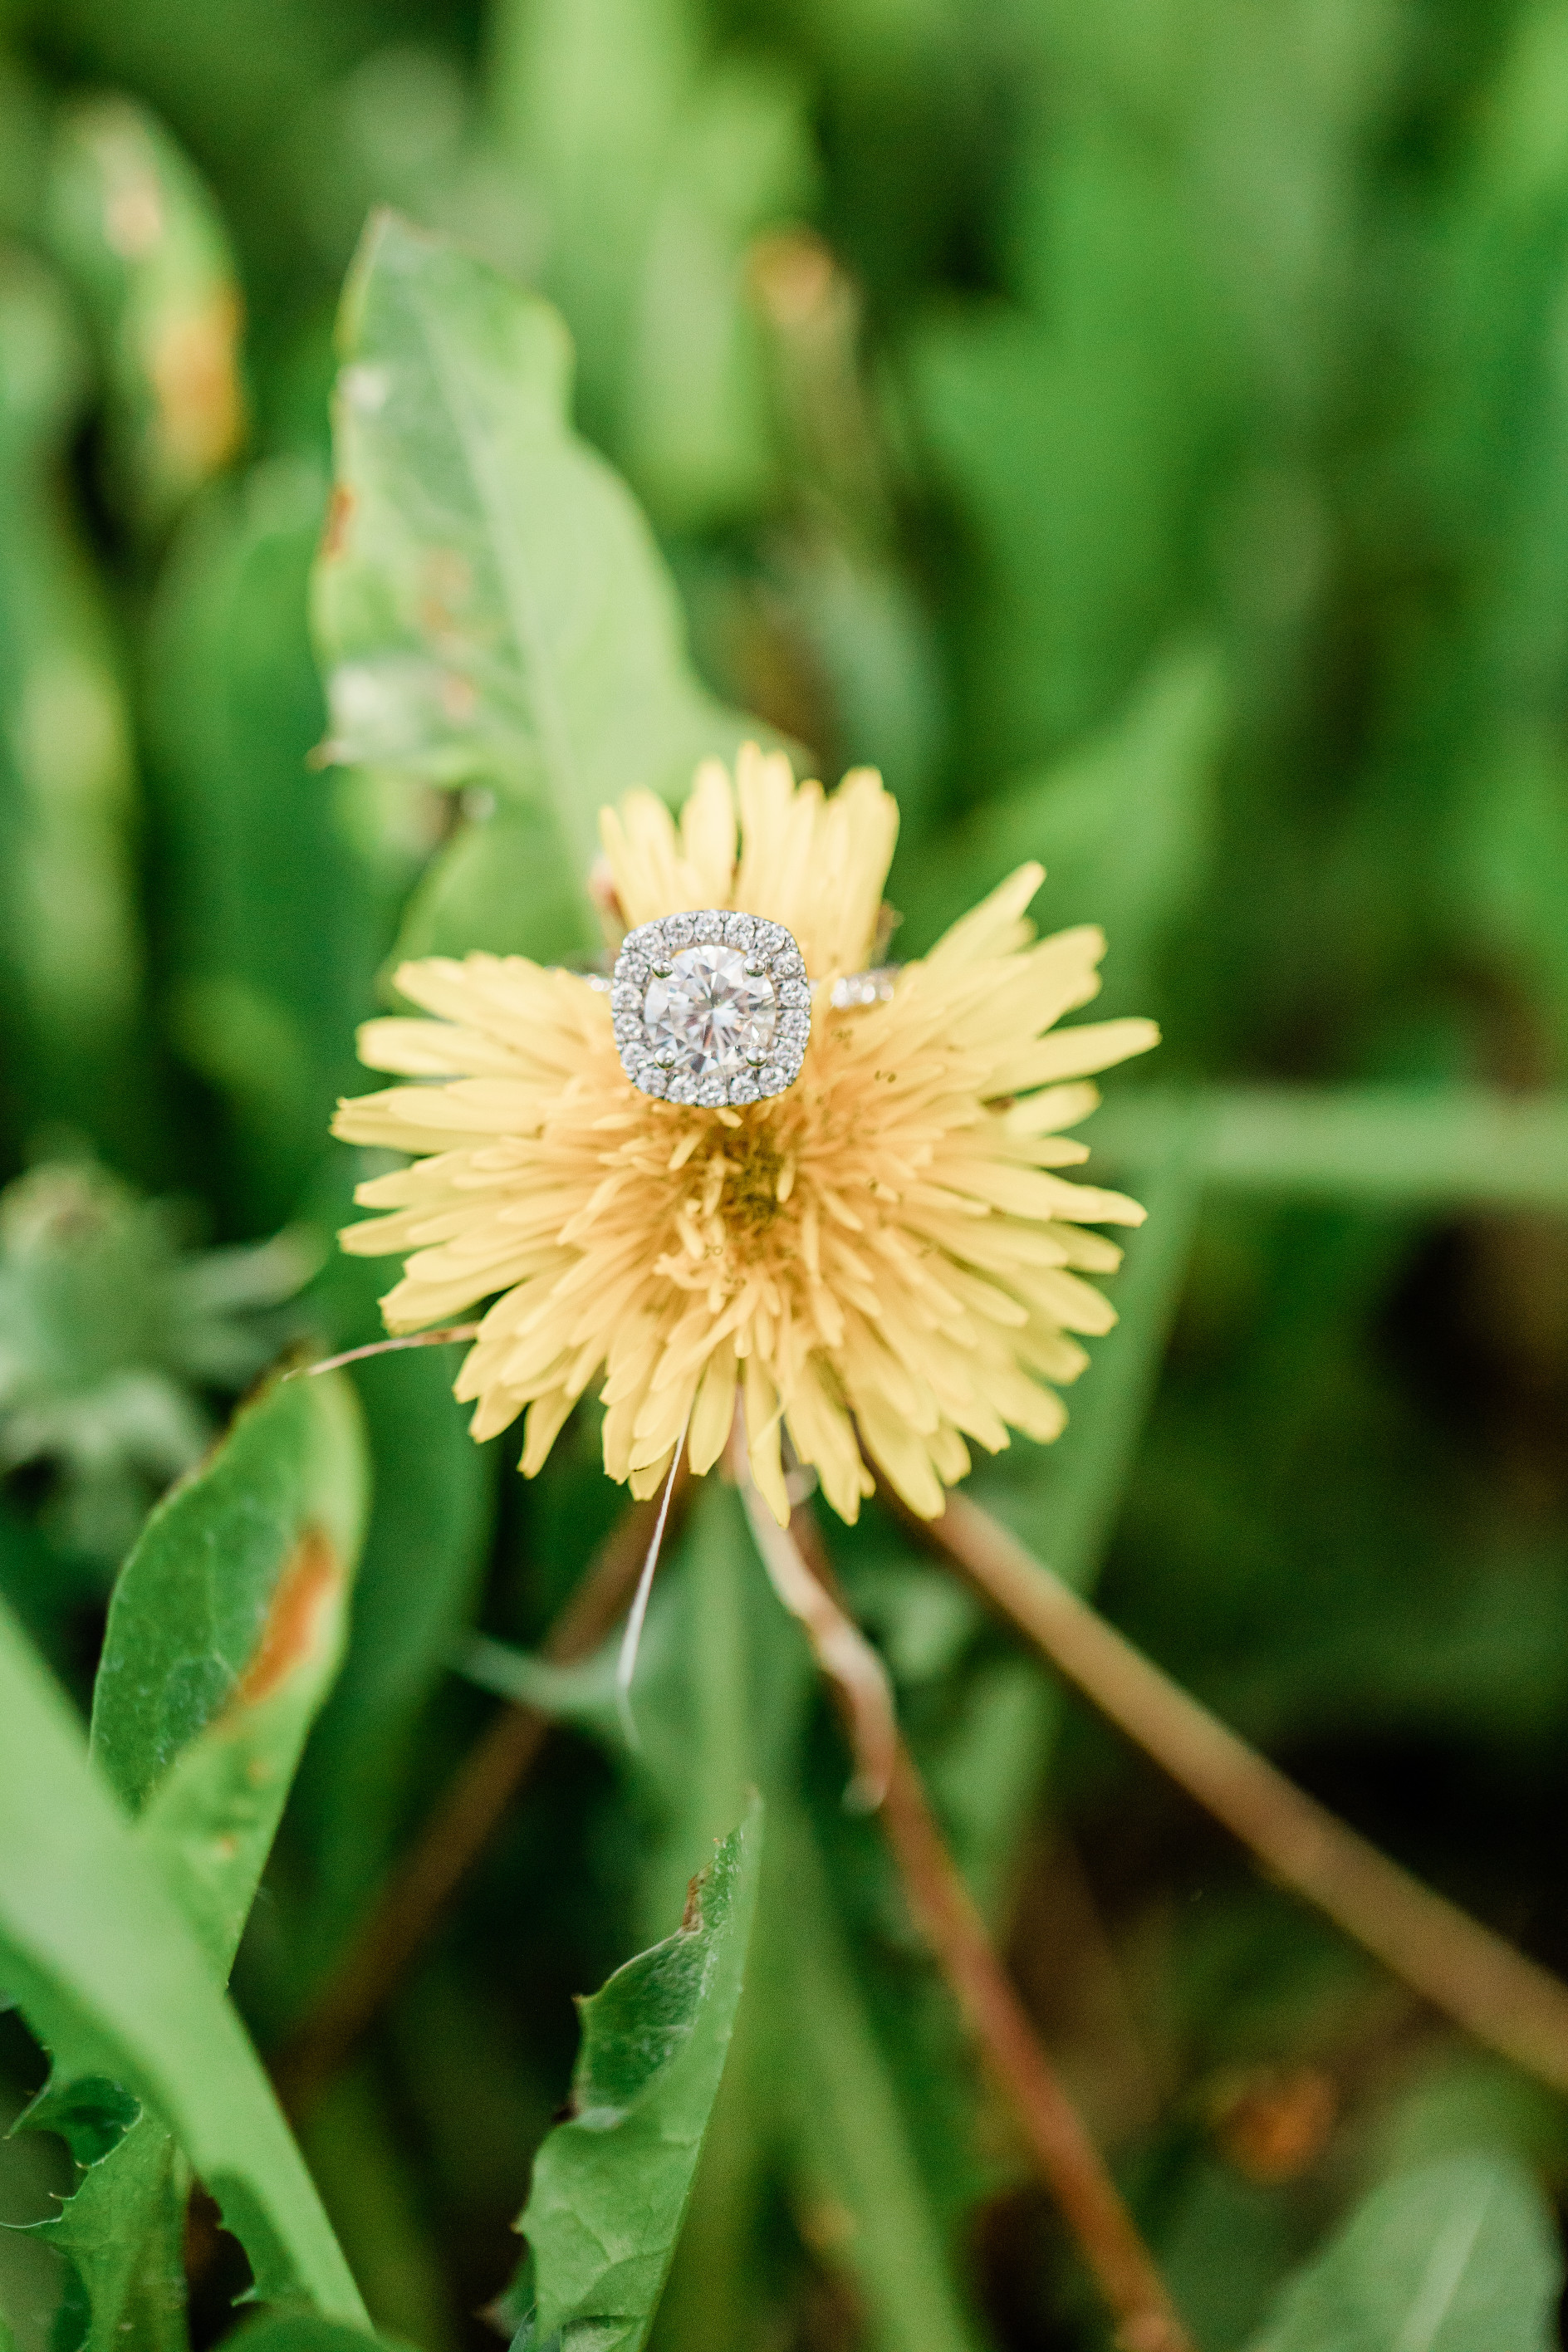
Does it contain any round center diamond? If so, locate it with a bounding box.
[644,944,777,1082]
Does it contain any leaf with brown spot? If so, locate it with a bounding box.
[230,1526,343,1712]
[92,1373,366,1819]
[12,1372,368,2352]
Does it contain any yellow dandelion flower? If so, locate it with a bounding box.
[333,747,1159,1526]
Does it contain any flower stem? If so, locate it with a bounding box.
[922,1484,1568,2100]
[782,1504,1191,2352]
[879,1744,1192,2352]
[270,1479,684,2117]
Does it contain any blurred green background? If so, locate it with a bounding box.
[4,1,1568,2348]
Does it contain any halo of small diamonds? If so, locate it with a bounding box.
[610,909,811,1105]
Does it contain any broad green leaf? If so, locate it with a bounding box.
[41,95,243,532]
[91,1370,368,1831]
[0,243,145,1162]
[24,2115,188,2352]
[1247,2153,1562,2352]
[511,1795,763,2352]
[19,1374,367,2352]
[312,212,771,960]
[385,796,605,970]
[0,1597,365,2324]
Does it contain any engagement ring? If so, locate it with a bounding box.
[610,911,812,1107]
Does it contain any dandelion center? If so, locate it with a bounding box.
[721,1125,788,1237]
[644,944,777,1083]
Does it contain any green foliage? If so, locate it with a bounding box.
[895,640,1228,1006]
[0,1585,364,2323]
[3,3,1568,2350]
[508,1798,762,2352]
[7,1372,368,2351]
[223,2323,394,2352]
[0,1159,313,1564]
[1247,2153,1562,2352]
[146,458,381,1230]
[40,93,243,533]
[489,0,814,530]
[312,212,770,967]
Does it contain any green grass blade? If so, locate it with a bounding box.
[780,1807,986,2352]
[1092,1087,1568,1212]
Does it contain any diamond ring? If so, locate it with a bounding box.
[609,911,812,1107]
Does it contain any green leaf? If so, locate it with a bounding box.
[41,95,243,532]
[454,1630,619,1726]
[385,797,605,971]
[0,1596,365,2325]
[1247,2153,1562,2352]
[25,2114,189,2352]
[312,212,772,960]
[221,2318,395,2352]
[511,1795,764,2352]
[16,1374,368,2352]
[91,1370,368,1839]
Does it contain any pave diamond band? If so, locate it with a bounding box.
[611,910,811,1106]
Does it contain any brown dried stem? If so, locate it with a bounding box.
[271,1480,684,2117]
[920,1484,1568,2101]
[783,1502,1191,2352]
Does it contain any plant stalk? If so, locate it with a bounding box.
[922,1484,1568,2100]
[782,1500,1191,2352]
